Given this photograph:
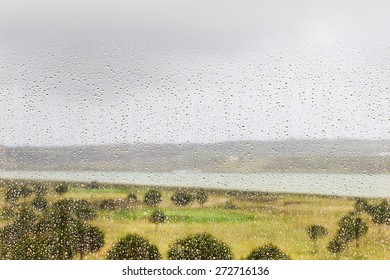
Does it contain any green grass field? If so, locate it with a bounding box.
[0,180,389,260]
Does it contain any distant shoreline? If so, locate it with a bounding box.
[1,170,389,199]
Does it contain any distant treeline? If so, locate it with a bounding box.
[1,139,389,173]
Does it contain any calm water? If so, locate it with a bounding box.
[0,170,389,198]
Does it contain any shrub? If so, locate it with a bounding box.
[368,200,390,226]
[31,196,48,211]
[34,184,48,196]
[246,244,290,260]
[168,233,232,260]
[99,198,128,211]
[54,183,69,195]
[327,238,346,255]
[144,190,162,207]
[306,224,328,252]
[171,191,192,206]
[354,198,370,213]
[224,201,237,209]
[127,193,138,203]
[195,190,208,206]
[71,222,105,259]
[337,212,368,247]
[5,186,22,203]
[106,234,161,260]
[87,181,99,189]
[149,210,166,225]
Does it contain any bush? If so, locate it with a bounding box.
[52,199,97,221]
[34,184,48,196]
[54,184,69,195]
[195,190,208,206]
[224,201,237,209]
[144,190,162,207]
[354,198,370,213]
[149,210,166,224]
[306,224,328,252]
[368,200,390,226]
[168,234,232,260]
[171,191,193,206]
[99,198,128,211]
[337,213,368,247]
[246,244,290,260]
[127,193,138,203]
[72,222,105,259]
[31,196,48,211]
[87,181,99,189]
[327,238,346,255]
[5,186,22,203]
[106,234,161,260]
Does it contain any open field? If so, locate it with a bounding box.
[0,179,389,260]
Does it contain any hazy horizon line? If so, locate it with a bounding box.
[2,137,390,148]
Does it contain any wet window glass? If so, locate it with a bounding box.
[0,0,389,261]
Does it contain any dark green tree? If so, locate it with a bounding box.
[127,193,138,203]
[246,244,290,260]
[54,183,69,195]
[337,213,368,248]
[71,222,104,259]
[144,190,162,207]
[5,186,22,204]
[171,191,193,206]
[354,198,370,213]
[149,210,166,228]
[195,190,208,206]
[34,183,48,197]
[367,200,390,226]
[87,181,99,189]
[31,196,48,211]
[327,238,346,256]
[168,234,232,260]
[106,234,161,260]
[306,224,328,253]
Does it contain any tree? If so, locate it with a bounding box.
[54,183,69,195]
[31,196,48,211]
[171,191,192,206]
[306,224,328,253]
[327,238,346,256]
[149,210,166,228]
[144,190,162,207]
[87,181,99,189]
[5,186,22,204]
[337,213,368,248]
[168,234,232,260]
[195,190,208,206]
[246,244,290,260]
[127,193,138,203]
[71,222,104,259]
[52,199,97,221]
[34,183,48,196]
[74,200,97,221]
[106,234,161,260]
[354,198,370,213]
[367,200,390,226]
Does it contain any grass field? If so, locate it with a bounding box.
[0,180,389,260]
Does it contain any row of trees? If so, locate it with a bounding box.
[107,233,290,260]
[143,189,208,207]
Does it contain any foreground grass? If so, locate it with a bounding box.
[0,180,389,260]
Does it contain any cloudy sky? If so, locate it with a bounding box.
[0,0,389,146]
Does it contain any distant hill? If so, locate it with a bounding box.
[0,139,389,174]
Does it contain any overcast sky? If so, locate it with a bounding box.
[0,0,389,146]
